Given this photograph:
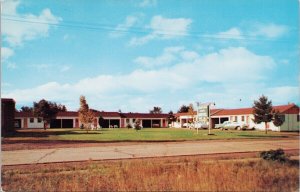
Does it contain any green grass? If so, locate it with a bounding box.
[8,128,296,142]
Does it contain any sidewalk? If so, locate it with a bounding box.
[2,139,299,165]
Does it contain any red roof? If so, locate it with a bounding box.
[122,113,169,118]
[212,103,299,116]
[57,111,78,117]
[175,111,197,117]
[98,111,121,117]
[15,112,33,118]
[15,111,169,119]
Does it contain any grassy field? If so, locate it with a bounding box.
[5,128,296,142]
[2,155,299,191]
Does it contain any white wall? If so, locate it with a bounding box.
[27,117,44,128]
[212,114,299,132]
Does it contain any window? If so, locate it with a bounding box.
[30,118,34,123]
[280,115,285,122]
[234,116,237,122]
[37,118,42,123]
[297,115,300,122]
[241,116,245,121]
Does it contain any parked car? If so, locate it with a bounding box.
[218,121,248,130]
[194,122,209,129]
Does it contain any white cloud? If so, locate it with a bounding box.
[138,0,157,7]
[2,0,62,46]
[251,23,289,38]
[265,86,299,105]
[29,64,51,70]
[60,65,71,72]
[2,47,14,61]
[134,46,184,68]
[4,46,279,111]
[7,62,17,69]
[110,15,141,38]
[216,27,243,39]
[129,15,192,46]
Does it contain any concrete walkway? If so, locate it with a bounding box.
[2,139,299,165]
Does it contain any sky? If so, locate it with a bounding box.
[2,0,299,113]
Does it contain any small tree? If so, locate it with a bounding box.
[167,111,176,124]
[273,110,284,127]
[98,115,104,128]
[78,96,95,133]
[177,105,189,113]
[33,99,65,130]
[134,119,142,131]
[253,95,283,134]
[20,106,33,113]
[187,104,195,129]
[149,106,162,114]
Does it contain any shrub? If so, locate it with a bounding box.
[126,124,132,129]
[260,148,288,163]
[134,119,142,131]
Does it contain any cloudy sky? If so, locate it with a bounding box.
[2,0,299,112]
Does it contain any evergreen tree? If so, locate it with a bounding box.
[253,95,284,134]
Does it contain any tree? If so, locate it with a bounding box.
[187,104,195,128]
[20,106,33,113]
[273,110,284,127]
[33,99,64,130]
[78,96,95,132]
[98,115,104,128]
[149,106,162,114]
[134,119,142,131]
[177,105,189,113]
[252,95,283,134]
[167,111,176,124]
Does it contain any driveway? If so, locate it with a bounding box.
[2,139,299,165]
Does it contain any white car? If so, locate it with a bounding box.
[219,121,248,130]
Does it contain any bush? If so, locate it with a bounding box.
[134,119,142,131]
[260,148,289,163]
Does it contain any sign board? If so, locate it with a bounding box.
[196,104,209,124]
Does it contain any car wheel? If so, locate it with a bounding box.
[236,126,241,130]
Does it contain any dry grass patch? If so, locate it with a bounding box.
[2,155,299,191]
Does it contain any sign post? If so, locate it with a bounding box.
[196,103,209,134]
[196,102,215,135]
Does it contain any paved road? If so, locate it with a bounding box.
[2,139,299,165]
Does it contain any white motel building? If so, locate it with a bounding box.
[174,103,299,132]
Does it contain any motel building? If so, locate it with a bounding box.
[173,103,299,132]
[14,111,169,129]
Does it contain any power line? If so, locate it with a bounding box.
[2,15,290,43]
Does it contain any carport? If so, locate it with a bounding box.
[99,119,120,128]
[142,120,152,128]
[50,119,74,128]
[62,119,73,128]
[211,117,229,128]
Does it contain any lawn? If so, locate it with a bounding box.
[2,155,299,191]
[5,128,296,142]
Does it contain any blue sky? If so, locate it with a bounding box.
[2,0,299,112]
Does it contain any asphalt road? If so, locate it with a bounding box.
[2,139,299,165]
